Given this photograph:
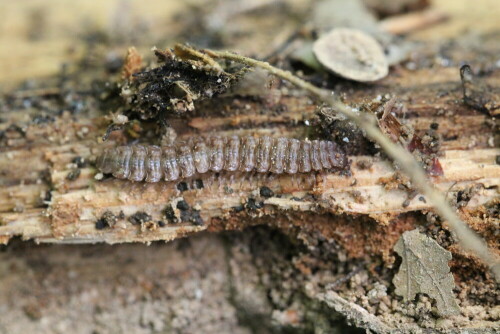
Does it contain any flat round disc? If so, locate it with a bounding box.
[313,28,389,82]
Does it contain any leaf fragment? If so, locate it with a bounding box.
[393,229,460,317]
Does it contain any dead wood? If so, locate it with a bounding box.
[0,1,499,333]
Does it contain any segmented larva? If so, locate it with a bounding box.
[96,136,347,182]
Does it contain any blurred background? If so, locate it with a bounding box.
[1,0,499,88]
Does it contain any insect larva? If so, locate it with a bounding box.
[96,136,347,182]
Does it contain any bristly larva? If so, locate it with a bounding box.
[96,136,347,182]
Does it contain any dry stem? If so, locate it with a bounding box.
[174,44,225,74]
[198,46,500,280]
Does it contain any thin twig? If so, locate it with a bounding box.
[198,46,500,280]
[174,44,225,74]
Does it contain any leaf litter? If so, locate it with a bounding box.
[393,229,460,317]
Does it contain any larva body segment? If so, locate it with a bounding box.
[209,137,224,172]
[113,146,132,179]
[177,144,196,178]
[298,141,312,173]
[310,140,322,171]
[162,147,179,181]
[192,138,209,174]
[270,137,287,174]
[225,136,240,171]
[145,146,162,183]
[240,136,257,172]
[129,145,147,181]
[285,138,300,174]
[96,136,347,182]
[256,136,272,173]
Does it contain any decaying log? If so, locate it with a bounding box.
[0,1,499,333]
[1,71,498,247]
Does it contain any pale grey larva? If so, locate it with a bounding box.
[96,136,347,182]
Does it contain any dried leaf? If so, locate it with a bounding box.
[393,229,460,317]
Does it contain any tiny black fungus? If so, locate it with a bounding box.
[246,198,264,211]
[232,205,245,213]
[163,204,179,224]
[419,196,427,203]
[72,156,86,168]
[180,209,204,226]
[456,190,466,202]
[157,220,166,227]
[259,186,274,198]
[128,211,152,225]
[194,179,204,189]
[95,211,119,230]
[176,200,190,211]
[177,182,188,192]
[191,210,204,226]
[66,168,81,181]
[95,219,108,230]
[430,122,439,130]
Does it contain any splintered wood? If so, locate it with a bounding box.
[0,74,498,246]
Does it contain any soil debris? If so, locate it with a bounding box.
[128,211,153,226]
[163,204,179,224]
[95,211,120,230]
[66,168,81,181]
[377,98,443,176]
[460,64,500,116]
[121,47,245,123]
[259,186,275,198]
